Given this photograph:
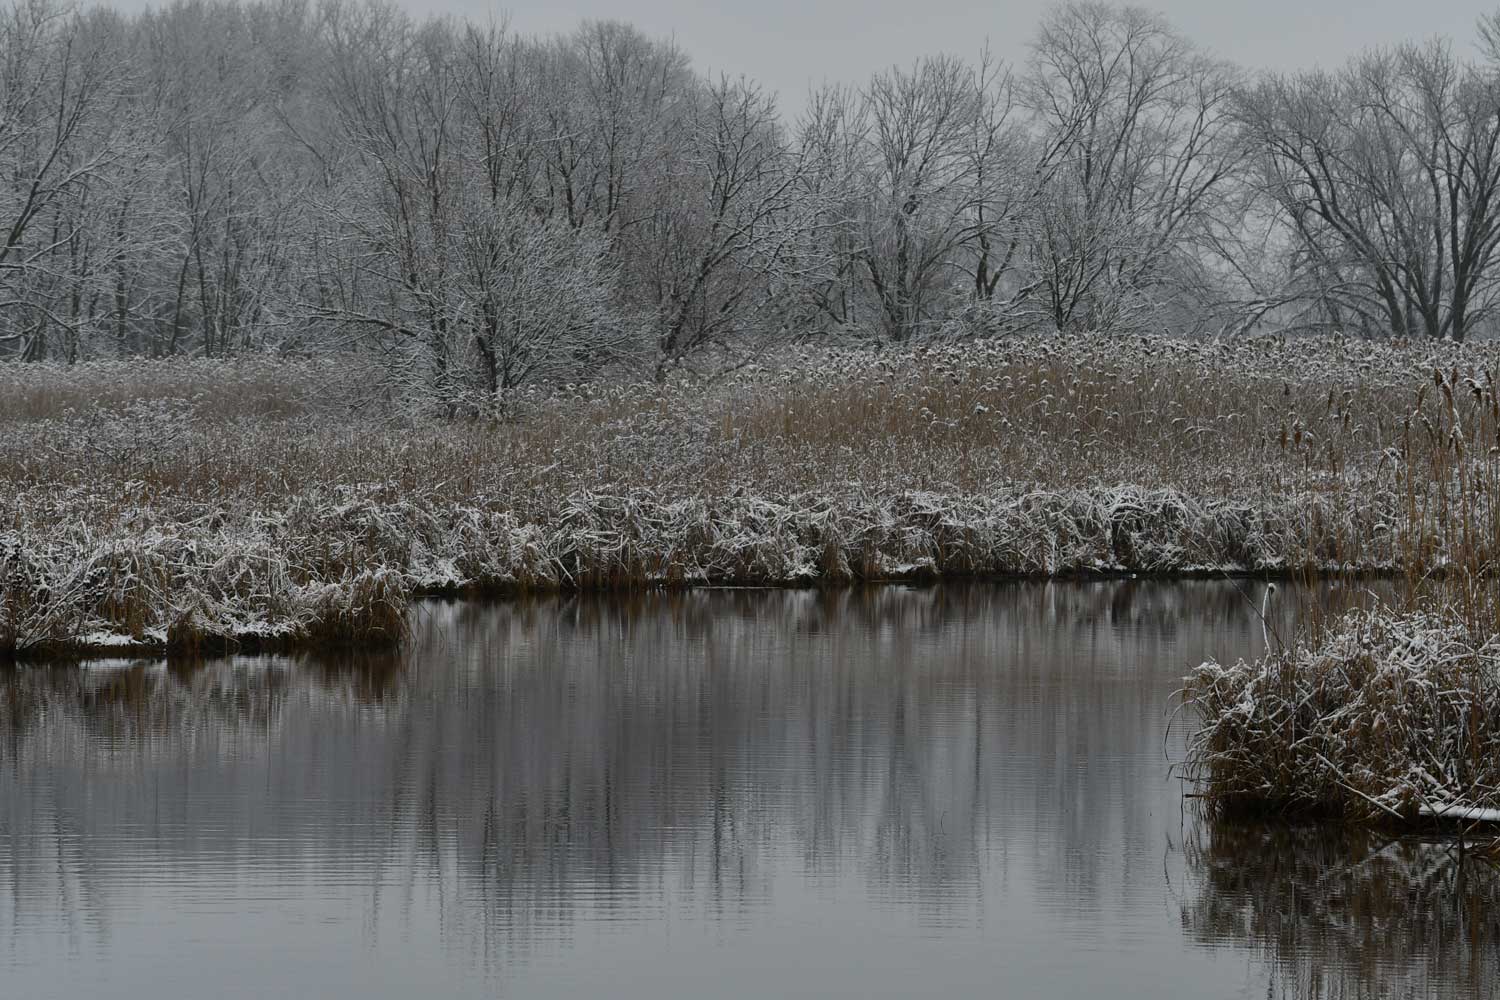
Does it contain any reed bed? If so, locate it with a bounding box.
[4,332,1500,659]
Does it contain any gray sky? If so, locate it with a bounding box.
[426,0,1498,108]
[107,0,1500,111]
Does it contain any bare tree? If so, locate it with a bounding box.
[532,21,689,236]
[312,6,633,410]
[0,0,136,359]
[313,2,466,396]
[631,76,816,376]
[1020,3,1243,334]
[452,24,634,403]
[855,55,980,341]
[1238,39,1500,341]
[117,1,309,356]
[960,52,1038,314]
[790,84,868,334]
[28,0,1493,374]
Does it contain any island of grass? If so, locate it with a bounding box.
[1183,607,1500,827]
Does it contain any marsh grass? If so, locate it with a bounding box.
[5,333,1500,659]
[1183,608,1500,823]
[1180,358,1500,823]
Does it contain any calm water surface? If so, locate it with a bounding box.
[2,582,1495,998]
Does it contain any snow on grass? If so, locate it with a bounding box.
[4,333,1500,659]
[0,483,1413,660]
[1182,607,1500,825]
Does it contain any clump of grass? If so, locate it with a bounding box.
[1182,607,1500,823]
[301,568,410,647]
[0,356,383,424]
[0,516,413,660]
[0,482,1396,661]
[0,334,1473,502]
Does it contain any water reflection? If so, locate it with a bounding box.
[0,582,1486,999]
[1181,823,1500,1000]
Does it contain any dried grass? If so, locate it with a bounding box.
[1178,342,1500,825]
[5,332,1500,659]
[1182,608,1500,823]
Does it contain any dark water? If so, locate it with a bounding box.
[1,583,1495,999]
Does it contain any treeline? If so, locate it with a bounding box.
[4,0,1500,401]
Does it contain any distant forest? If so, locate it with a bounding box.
[5,0,1500,399]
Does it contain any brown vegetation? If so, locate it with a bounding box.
[1179,339,1500,824]
[3,334,1500,659]
[1183,609,1500,823]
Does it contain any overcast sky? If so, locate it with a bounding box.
[419,1,1497,95]
[109,0,1500,110]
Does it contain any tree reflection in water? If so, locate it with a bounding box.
[2,582,1479,998]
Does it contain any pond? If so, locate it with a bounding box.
[2,582,1495,998]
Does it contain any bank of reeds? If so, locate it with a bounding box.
[4,333,1500,659]
[0,484,1412,659]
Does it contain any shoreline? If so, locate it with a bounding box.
[2,483,1410,663]
[2,570,1301,664]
